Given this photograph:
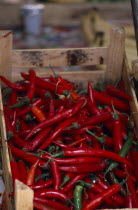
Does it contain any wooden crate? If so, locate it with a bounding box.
[0,29,138,210]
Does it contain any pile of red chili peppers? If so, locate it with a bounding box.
[1,69,138,210]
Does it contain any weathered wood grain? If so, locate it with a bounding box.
[12,47,107,68]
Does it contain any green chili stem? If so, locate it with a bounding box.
[86,129,105,144]
[10,97,30,108]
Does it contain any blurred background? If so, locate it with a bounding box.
[0,0,135,67]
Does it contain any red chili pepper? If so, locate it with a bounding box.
[0,76,26,91]
[82,190,89,207]
[38,117,76,151]
[36,86,54,99]
[50,74,58,83]
[18,160,27,184]
[60,97,74,109]
[62,174,86,193]
[104,105,129,127]
[86,130,113,147]
[8,143,46,166]
[52,97,73,109]
[17,98,43,117]
[57,76,79,100]
[131,150,138,184]
[62,148,132,167]
[50,160,61,190]
[82,184,120,210]
[33,201,55,210]
[10,90,18,106]
[48,99,55,118]
[101,106,127,139]
[25,127,52,152]
[26,159,39,186]
[11,110,17,128]
[59,161,106,173]
[57,76,74,91]
[87,190,95,200]
[67,137,86,147]
[12,133,26,149]
[95,174,125,207]
[126,194,134,208]
[76,108,89,126]
[21,72,68,95]
[53,140,69,149]
[68,97,86,118]
[9,149,20,187]
[57,105,65,113]
[26,69,36,101]
[112,105,123,153]
[30,179,53,190]
[33,197,70,210]
[26,106,74,140]
[42,153,102,165]
[35,189,69,202]
[125,183,134,208]
[31,105,47,123]
[19,119,29,131]
[87,82,101,115]
[27,97,85,140]
[60,173,74,188]
[35,168,45,185]
[123,163,138,208]
[81,179,118,208]
[92,137,102,149]
[126,177,138,208]
[79,140,89,148]
[113,168,136,183]
[66,125,95,135]
[80,112,112,127]
[4,107,14,140]
[93,89,130,111]
[17,129,31,139]
[106,85,132,101]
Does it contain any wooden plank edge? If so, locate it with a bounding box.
[0,84,13,210]
[123,55,138,136]
[15,180,34,210]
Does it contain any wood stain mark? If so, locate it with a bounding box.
[66,50,89,66]
[3,31,12,38]
[21,51,43,67]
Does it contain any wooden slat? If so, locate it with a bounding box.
[106,27,125,85]
[0,31,12,81]
[12,47,107,68]
[132,59,138,80]
[123,55,138,140]
[0,30,13,210]
[0,85,13,210]
[15,180,34,210]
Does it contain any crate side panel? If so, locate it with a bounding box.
[122,55,138,136]
[0,85,13,210]
[12,47,107,68]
